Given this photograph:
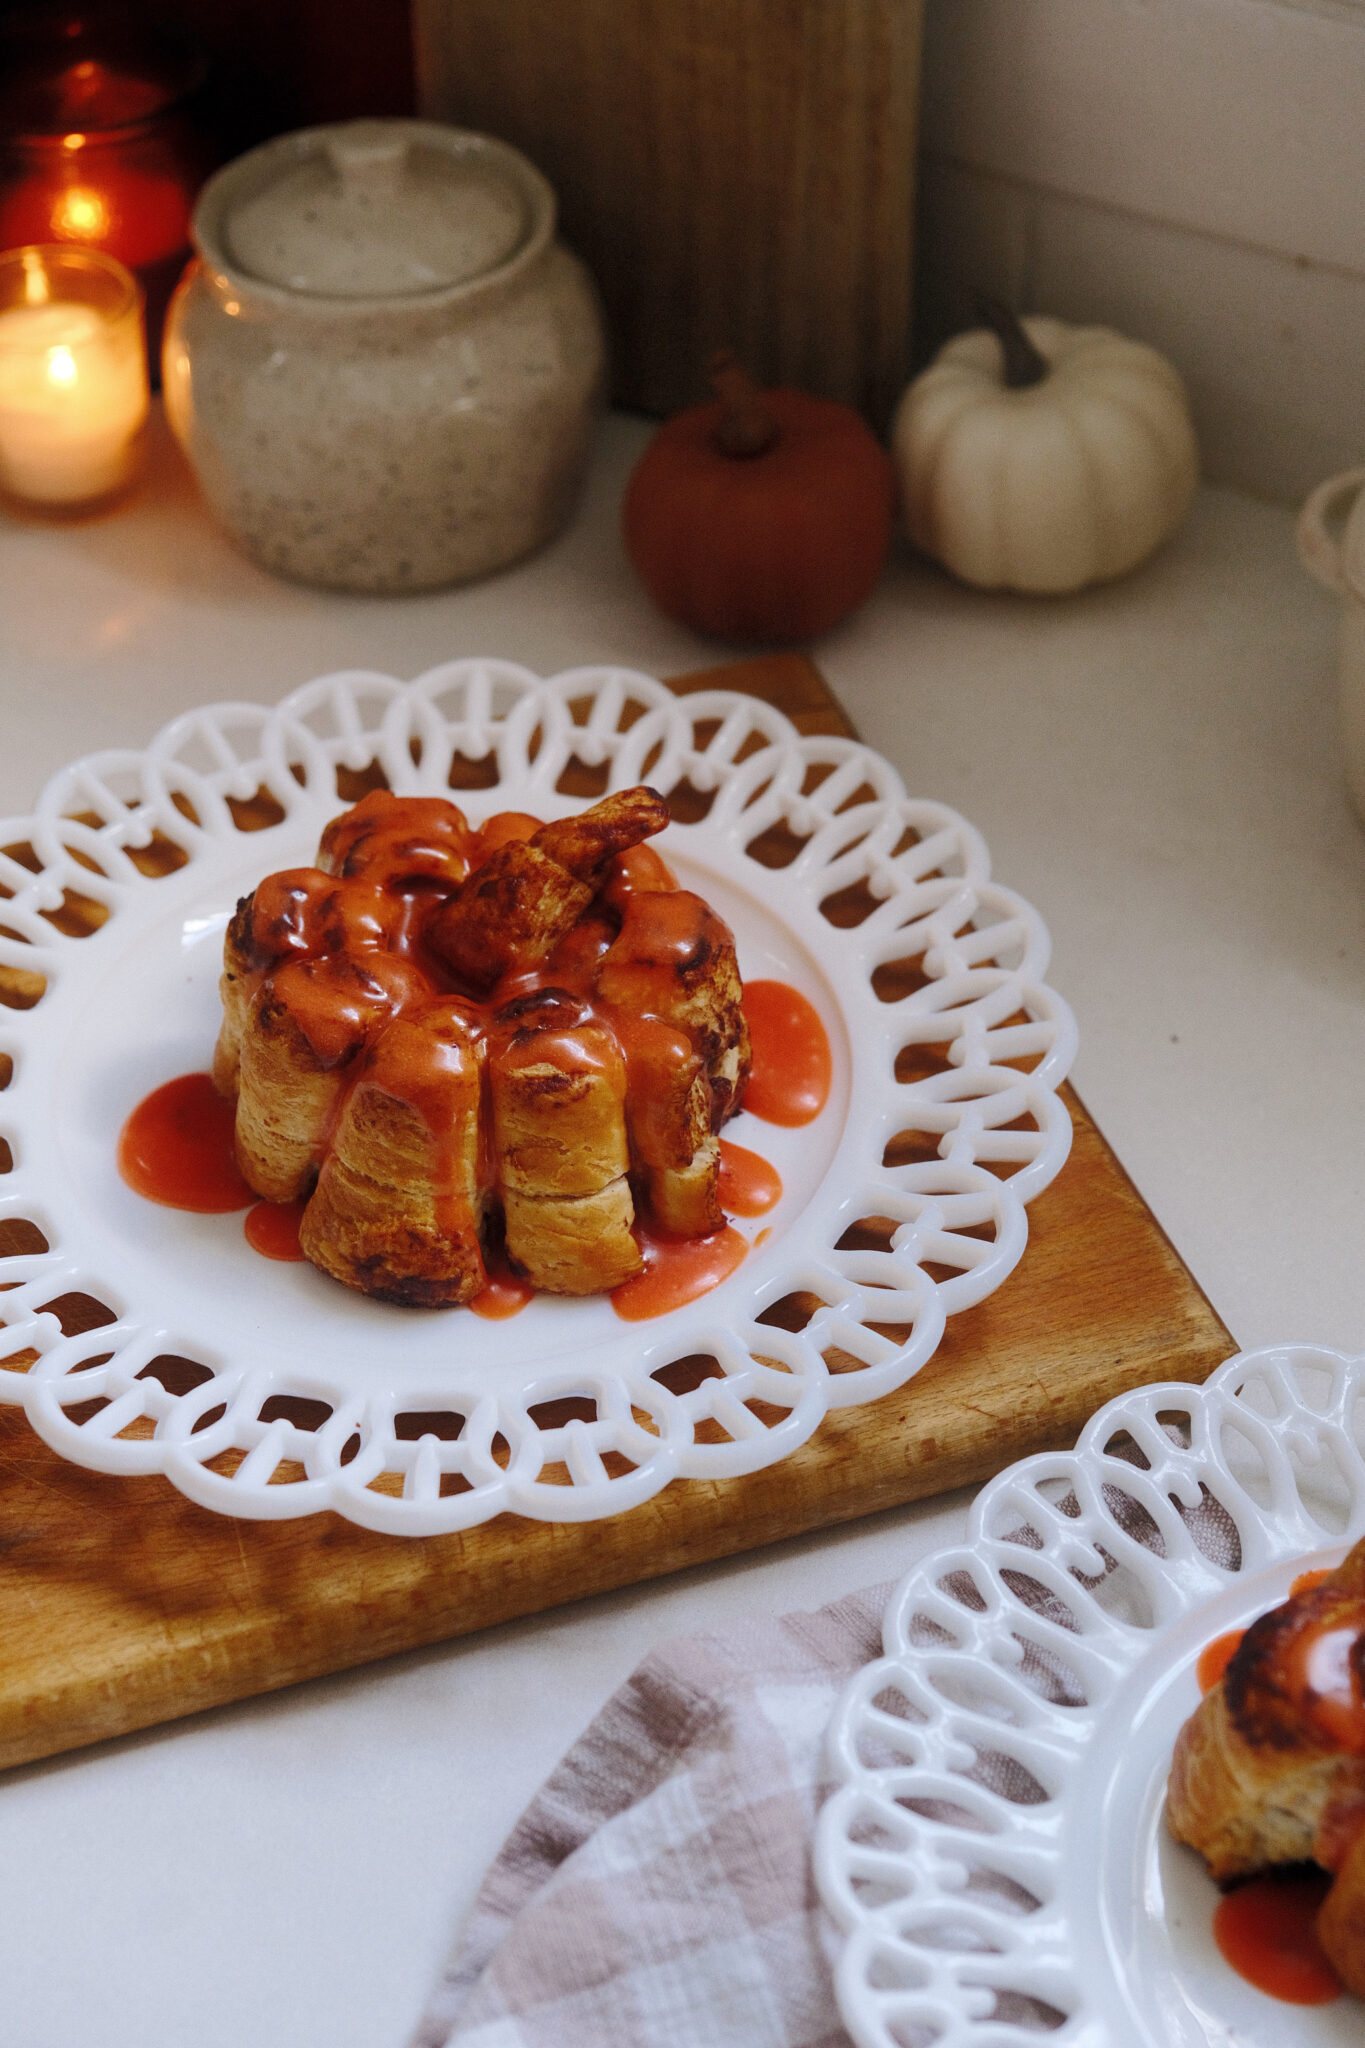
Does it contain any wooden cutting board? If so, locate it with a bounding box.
[0,653,1233,1772]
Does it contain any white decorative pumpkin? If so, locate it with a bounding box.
[892,304,1200,594]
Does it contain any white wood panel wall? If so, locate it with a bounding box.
[916,0,1365,502]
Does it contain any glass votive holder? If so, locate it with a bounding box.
[0,243,148,510]
[0,11,218,374]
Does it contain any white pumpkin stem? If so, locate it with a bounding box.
[975,297,1049,390]
[708,350,780,458]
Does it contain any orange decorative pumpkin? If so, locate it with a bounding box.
[622,354,896,643]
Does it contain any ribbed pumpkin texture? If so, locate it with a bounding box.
[892,308,1200,595]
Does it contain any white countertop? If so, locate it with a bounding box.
[1,410,1361,2048]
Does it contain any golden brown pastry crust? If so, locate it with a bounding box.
[503,1182,642,1295]
[1167,1536,1365,1992]
[213,786,752,1301]
[1166,1682,1344,1882]
[533,786,672,882]
[429,841,595,996]
[489,1013,640,1292]
[426,787,672,997]
[596,889,751,1127]
[1320,1815,1365,1997]
[230,952,425,1204]
[491,1024,631,1199]
[299,1005,487,1307]
[645,1134,723,1239]
[1168,1544,1365,1878]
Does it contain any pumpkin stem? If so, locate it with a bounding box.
[975,297,1049,389]
[708,350,780,458]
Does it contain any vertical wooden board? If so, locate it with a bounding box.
[415,0,923,423]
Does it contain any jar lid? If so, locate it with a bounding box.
[221,120,531,297]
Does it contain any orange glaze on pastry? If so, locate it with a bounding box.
[1213,1870,1342,2004]
[1197,1630,1246,1696]
[260,952,431,1069]
[717,1139,783,1217]
[119,1072,253,1212]
[1296,1626,1365,1755]
[740,979,831,1126]
[610,1218,749,1321]
[469,1252,537,1319]
[1174,1550,1365,2005]
[244,1197,307,1261]
[118,788,832,1315]
[1200,1572,1342,1689]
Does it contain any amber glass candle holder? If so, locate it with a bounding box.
[0,242,148,510]
[0,9,217,367]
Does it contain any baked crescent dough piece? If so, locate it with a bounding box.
[595,889,750,1121]
[1321,1822,1365,1996]
[428,785,672,997]
[612,1014,720,1239]
[594,888,751,1235]
[300,1004,487,1307]
[533,786,673,882]
[316,790,474,888]
[1167,1536,1365,1994]
[232,953,427,1203]
[489,994,640,1294]
[428,840,595,997]
[213,784,754,1302]
[213,869,400,1095]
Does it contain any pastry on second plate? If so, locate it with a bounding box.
[1167,1537,1365,1994]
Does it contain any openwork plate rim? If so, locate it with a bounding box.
[816,1343,1365,2048]
[0,661,1076,1535]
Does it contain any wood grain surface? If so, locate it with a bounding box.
[415,0,924,424]
[0,654,1234,1772]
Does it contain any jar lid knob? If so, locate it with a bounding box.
[324,123,409,199]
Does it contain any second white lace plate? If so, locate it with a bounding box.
[817,1344,1365,2048]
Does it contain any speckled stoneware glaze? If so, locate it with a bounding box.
[162,119,607,593]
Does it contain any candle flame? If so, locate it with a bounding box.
[46,346,78,386]
[54,186,109,240]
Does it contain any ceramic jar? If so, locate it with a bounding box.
[162,119,606,593]
[1297,467,1365,827]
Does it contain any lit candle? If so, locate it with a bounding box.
[0,244,148,508]
[0,18,217,366]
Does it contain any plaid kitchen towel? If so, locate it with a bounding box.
[411,1583,888,2048]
